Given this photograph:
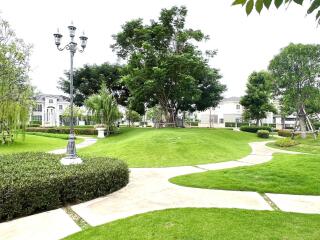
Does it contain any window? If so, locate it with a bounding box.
[219,118,224,124]
[59,105,63,110]
[33,104,42,112]
[31,115,42,122]
[236,104,240,110]
[49,99,53,103]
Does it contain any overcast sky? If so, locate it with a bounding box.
[1,0,319,97]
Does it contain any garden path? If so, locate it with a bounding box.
[1,140,320,240]
[48,136,97,154]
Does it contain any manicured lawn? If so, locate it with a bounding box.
[78,127,262,167]
[171,154,320,195]
[268,135,320,154]
[64,208,320,240]
[0,134,82,154]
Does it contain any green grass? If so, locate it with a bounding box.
[171,154,320,195]
[26,132,72,140]
[268,135,320,154]
[0,134,82,154]
[78,127,262,167]
[63,208,320,240]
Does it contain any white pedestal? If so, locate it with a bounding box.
[97,128,106,138]
[60,157,83,165]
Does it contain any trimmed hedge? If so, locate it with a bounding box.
[240,126,272,133]
[275,138,300,147]
[257,130,269,138]
[277,129,299,137]
[0,152,129,222]
[26,127,97,135]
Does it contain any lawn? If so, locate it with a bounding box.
[64,208,320,240]
[171,154,320,195]
[78,127,262,167]
[0,134,82,154]
[268,135,320,154]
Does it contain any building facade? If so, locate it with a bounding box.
[197,97,294,129]
[30,94,70,127]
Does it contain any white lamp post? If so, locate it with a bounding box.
[53,23,88,165]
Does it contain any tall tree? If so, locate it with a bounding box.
[0,16,33,144]
[58,63,129,107]
[84,84,121,133]
[112,6,225,125]
[232,0,320,23]
[268,43,320,138]
[240,71,276,125]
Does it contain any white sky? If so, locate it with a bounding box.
[1,0,319,97]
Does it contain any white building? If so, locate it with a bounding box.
[30,94,70,127]
[197,96,294,129]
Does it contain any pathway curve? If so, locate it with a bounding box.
[1,140,320,240]
[48,136,97,154]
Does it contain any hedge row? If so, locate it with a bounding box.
[0,152,129,221]
[277,129,300,137]
[26,127,97,135]
[240,125,272,133]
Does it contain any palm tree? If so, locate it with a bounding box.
[85,84,120,134]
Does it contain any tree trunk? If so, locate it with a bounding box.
[298,107,307,139]
[256,119,260,126]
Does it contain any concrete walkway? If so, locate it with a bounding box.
[1,140,319,240]
[48,136,97,154]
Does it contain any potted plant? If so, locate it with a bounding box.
[95,124,106,138]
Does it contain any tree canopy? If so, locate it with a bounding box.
[111,6,226,124]
[58,63,129,107]
[232,0,320,23]
[0,16,33,143]
[268,43,320,137]
[240,71,276,125]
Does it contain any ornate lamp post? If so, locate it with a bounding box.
[53,23,88,165]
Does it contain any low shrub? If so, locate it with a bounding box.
[28,124,41,127]
[274,138,300,148]
[0,152,129,222]
[240,125,272,133]
[257,130,270,138]
[26,127,97,135]
[277,129,299,137]
[26,132,70,140]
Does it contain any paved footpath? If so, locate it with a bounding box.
[48,136,97,154]
[1,141,320,240]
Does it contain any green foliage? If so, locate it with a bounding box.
[0,16,33,144]
[112,6,225,124]
[0,152,129,221]
[125,110,142,126]
[269,43,320,135]
[278,129,293,137]
[240,71,276,124]
[232,0,320,23]
[26,132,71,140]
[85,84,121,132]
[275,138,299,147]
[26,127,97,135]
[257,130,270,138]
[58,63,129,106]
[240,125,272,133]
[62,105,85,118]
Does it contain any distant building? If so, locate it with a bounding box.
[30,94,70,127]
[197,97,294,129]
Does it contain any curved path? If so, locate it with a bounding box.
[1,140,320,240]
[48,136,97,154]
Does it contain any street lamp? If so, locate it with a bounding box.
[53,23,88,165]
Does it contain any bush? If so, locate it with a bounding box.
[28,124,41,127]
[240,125,272,133]
[0,152,129,222]
[26,127,97,135]
[277,129,299,137]
[257,130,270,138]
[275,138,300,147]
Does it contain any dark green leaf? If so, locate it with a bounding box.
[246,0,254,15]
[263,0,272,8]
[256,0,264,13]
[316,10,320,21]
[232,0,247,6]
[275,0,284,8]
[293,0,304,5]
[307,0,320,14]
